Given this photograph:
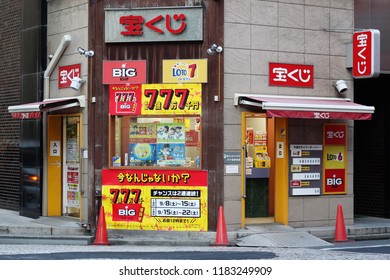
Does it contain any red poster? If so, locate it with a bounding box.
[109,84,142,115]
[67,171,79,184]
[185,130,199,146]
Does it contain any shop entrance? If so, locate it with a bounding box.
[47,114,82,219]
[242,112,275,224]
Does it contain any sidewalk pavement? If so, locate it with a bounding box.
[1,208,390,247]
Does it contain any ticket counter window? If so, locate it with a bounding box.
[109,116,202,169]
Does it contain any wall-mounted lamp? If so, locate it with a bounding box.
[70,76,85,91]
[207,43,223,55]
[335,80,348,94]
[77,47,95,58]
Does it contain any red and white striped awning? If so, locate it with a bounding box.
[234,94,374,120]
[8,96,85,119]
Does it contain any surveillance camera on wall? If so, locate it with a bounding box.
[207,43,223,55]
[335,80,348,94]
[77,47,95,58]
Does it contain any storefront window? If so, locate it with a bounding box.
[108,83,202,169]
[109,116,201,169]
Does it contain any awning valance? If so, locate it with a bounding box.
[8,95,86,119]
[234,93,374,120]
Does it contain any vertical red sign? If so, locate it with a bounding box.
[323,123,347,195]
[352,29,380,78]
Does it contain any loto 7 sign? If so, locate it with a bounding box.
[352,29,380,78]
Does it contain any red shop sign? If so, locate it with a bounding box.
[58,64,81,88]
[352,29,380,78]
[269,63,313,88]
[103,60,146,84]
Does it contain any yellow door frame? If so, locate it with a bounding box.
[47,113,82,218]
[274,117,289,225]
[240,114,289,226]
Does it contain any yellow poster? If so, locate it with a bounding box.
[141,83,202,115]
[162,59,208,83]
[102,169,208,231]
[323,145,345,169]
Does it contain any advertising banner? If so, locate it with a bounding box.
[103,60,147,84]
[162,59,208,83]
[323,123,347,194]
[109,83,202,116]
[102,169,208,231]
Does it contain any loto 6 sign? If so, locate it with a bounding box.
[352,29,380,78]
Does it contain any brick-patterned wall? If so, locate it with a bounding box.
[0,0,22,210]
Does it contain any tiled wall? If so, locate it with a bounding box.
[223,0,355,229]
[47,0,89,222]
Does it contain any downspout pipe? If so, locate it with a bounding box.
[44,34,72,99]
[42,34,71,216]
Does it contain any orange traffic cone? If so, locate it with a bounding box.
[93,206,109,245]
[334,204,348,242]
[215,206,228,246]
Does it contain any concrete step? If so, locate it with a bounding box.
[0,234,94,245]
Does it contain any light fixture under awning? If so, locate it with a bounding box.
[234,93,375,120]
[8,95,86,119]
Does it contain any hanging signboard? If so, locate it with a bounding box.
[352,29,380,78]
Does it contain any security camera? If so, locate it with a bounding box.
[335,80,348,94]
[216,46,223,53]
[48,54,54,61]
[207,44,223,55]
[77,47,95,58]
